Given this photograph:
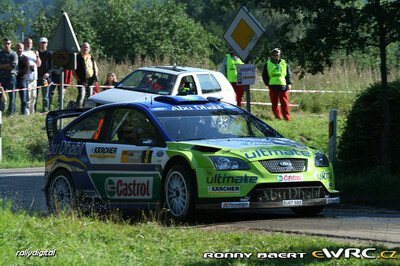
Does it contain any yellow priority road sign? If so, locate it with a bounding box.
[223,7,265,62]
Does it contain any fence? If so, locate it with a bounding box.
[242,88,354,107]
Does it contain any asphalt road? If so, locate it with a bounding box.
[1,167,399,248]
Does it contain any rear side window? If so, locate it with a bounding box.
[198,74,222,93]
[108,108,158,146]
[65,111,106,141]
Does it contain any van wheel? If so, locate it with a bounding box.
[46,170,77,213]
[291,205,325,216]
[164,165,195,221]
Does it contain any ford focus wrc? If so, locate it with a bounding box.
[44,95,340,220]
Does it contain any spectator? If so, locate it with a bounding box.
[0,38,18,115]
[0,84,8,112]
[73,42,98,108]
[37,37,53,112]
[15,43,29,115]
[23,37,41,114]
[220,50,245,107]
[262,48,293,121]
[103,72,117,88]
[177,78,193,95]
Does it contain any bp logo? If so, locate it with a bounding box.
[105,178,116,197]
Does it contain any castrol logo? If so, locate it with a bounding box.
[105,177,153,199]
[277,174,304,182]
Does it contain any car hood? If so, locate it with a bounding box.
[177,138,314,161]
[88,88,156,104]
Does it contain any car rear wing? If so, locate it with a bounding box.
[46,108,89,140]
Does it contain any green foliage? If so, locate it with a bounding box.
[336,169,400,208]
[0,2,25,42]
[241,0,400,78]
[338,80,400,174]
[28,0,217,65]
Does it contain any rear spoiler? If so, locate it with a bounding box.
[46,108,90,140]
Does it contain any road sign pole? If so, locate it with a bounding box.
[60,69,64,110]
[246,85,251,113]
[329,109,337,162]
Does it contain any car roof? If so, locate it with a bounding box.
[139,66,216,75]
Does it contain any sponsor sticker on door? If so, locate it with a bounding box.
[105,176,153,199]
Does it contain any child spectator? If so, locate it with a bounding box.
[103,72,117,88]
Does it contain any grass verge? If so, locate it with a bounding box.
[0,203,393,265]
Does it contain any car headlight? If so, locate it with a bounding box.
[207,156,250,170]
[314,151,330,167]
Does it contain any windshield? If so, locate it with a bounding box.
[116,70,177,95]
[154,108,282,141]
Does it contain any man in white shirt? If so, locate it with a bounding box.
[23,37,41,114]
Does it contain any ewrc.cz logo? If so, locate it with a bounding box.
[105,177,153,199]
[312,248,398,259]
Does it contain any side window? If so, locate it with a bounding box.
[109,108,157,146]
[198,74,222,93]
[183,75,197,94]
[65,110,106,141]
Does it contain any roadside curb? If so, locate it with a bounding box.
[0,167,44,174]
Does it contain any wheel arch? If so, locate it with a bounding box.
[163,155,198,194]
[43,167,72,191]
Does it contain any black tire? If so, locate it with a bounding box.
[45,170,77,213]
[291,205,325,216]
[163,164,196,221]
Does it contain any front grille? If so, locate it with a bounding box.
[252,186,326,202]
[260,159,307,173]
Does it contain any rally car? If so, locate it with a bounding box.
[44,95,339,220]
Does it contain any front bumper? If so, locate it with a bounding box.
[196,196,340,210]
[197,183,340,210]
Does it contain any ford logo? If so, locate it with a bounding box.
[278,161,292,168]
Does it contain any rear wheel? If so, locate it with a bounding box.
[46,170,77,213]
[164,165,195,221]
[291,205,325,216]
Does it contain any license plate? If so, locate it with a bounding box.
[282,200,303,206]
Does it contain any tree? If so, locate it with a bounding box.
[0,2,26,42]
[239,0,400,171]
[29,0,217,65]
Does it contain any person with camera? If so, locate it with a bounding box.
[37,37,54,112]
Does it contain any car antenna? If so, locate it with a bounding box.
[150,95,153,105]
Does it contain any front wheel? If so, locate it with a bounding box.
[46,170,77,213]
[164,165,195,221]
[291,205,325,216]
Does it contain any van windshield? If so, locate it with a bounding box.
[116,70,177,95]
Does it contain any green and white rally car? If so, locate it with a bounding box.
[44,95,340,220]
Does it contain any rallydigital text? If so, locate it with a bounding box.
[16,249,57,258]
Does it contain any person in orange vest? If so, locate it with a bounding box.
[262,48,293,121]
[220,50,245,107]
